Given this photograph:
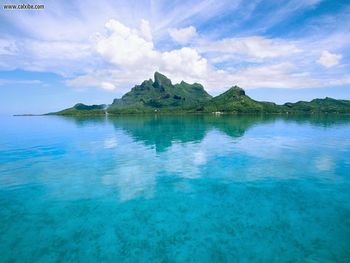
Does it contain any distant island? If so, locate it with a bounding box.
[46,72,350,115]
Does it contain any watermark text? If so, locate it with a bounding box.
[3,3,45,10]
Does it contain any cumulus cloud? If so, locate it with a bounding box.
[94,20,206,77]
[317,50,342,68]
[69,19,209,90]
[138,19,153,42]
[94,19,158,68]
[168,26,197,44]
[161,47,208,79]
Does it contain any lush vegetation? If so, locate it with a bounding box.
[50,72,350,115]
[47,103,106,116]
[198,86,282,113]
[282,97,350,114]
[107,72,212,114]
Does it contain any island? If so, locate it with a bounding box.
[47,72,350,115]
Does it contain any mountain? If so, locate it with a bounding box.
[283,97,350,114]
[186,85,350,114]
[48,103,106,116]
[198,86,282,113]
[48,72,350,115]
[108,72,212,113]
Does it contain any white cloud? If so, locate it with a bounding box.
[94,20,206,78]
[328,75,350,86]
[0,79,43,86]
[198,36,300,60]
[190,63,321,94]
[101,82,117,91]
[139,19,153,42]
[168,26,198,44]
[0,38,95,76]
[229,63,319,88]
[94,19,158,68]
[66,70,122,91]
[69,19,209,90]
[161,47,208,80]
[317,50,342,68]
[27,40,91,61]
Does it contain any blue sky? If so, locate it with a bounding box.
[0,0,349,114]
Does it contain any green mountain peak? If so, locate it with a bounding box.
[107,72,212,113]
[154,72,172,88]
[226,86,246,97]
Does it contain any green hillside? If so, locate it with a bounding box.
[48,103,106,116]
[283,97,350,114]
[198,86,283,113]
[108,72,212,114]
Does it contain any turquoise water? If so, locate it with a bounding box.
[1,115,350,262]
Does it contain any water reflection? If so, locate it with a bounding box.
[98,115,275,201]
[1,114,350,202]
[109,115,209,152]
[108,114,276,152]
[61,114,350,151]
[60,115,108,127]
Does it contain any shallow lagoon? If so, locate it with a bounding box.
[0,115,350,262]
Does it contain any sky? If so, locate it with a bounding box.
[0,0,349,114]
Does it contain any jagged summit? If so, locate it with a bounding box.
[108,72,212,113]
[154,72,172,88]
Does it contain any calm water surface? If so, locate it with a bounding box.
[0,115,350,262]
